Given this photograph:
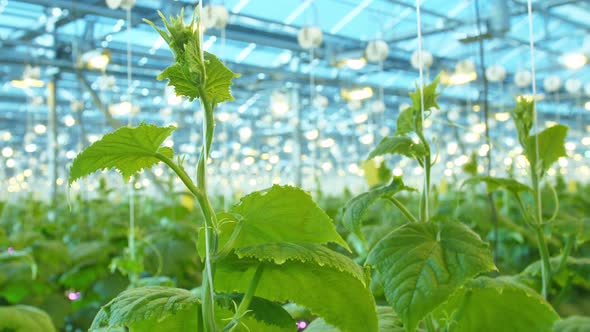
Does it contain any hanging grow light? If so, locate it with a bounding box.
[440,60,477,86]
[560,52,587,70]
[10,65,44,89]
[202,5,229,30]
[410,50,433,69]
[79,49,111,70]
[514,70,532,88]
[297,26,323,49]
[338,57,366,70]
[365,40,389,63]
[109,101,139,116]
[270,91,289,116]
[341,87,373,101]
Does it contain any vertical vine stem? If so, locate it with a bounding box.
[531,169,551,299]
[415,0,430,223]
[526,0,551,300]
[196,86,220,330]
[416,130,431,222]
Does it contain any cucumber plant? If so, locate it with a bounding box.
[464,97,590,320]
[341,79,560,331]
[68,9,377,332]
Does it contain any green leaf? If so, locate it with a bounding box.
[366,221,496,332]
[521,256,590,290]
[409,77,441,114]
[435,276,559,332]
[306,306,406,332]
[157,52,239,103]
[341,177,414,238]
[69,123,175,184]
[0,305,57,332]
[462,152,477,176]
[227,185,349,250]
[367,136,426,160]
[90,286,200,331]
[147,10,239,103]
[157,63,201,101]
[201,52,240,104]
[234,242,366,283]
[462,175,532,194]
[144,10,195,60]
[554,316,590,332]
[525,124,568,174]
[511,97,535,146]
[395,77,440,136]
[552,218,590,245]
[215,246,378,332]
[395,107,414,136]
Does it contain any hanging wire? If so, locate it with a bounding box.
[526,0,542,211]
[309,46,318,191]
[125,6,137,268]
[415,0,429,221]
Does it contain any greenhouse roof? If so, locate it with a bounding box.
[0,0,589,190]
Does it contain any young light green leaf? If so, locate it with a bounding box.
[395,77,440,136]
[525,124,568,175]
[0,305,57,332]
[146,10,239,104]
[341,177,414,238]
[366,221,496,332]
[144,10,194,60]
[434,276,559,332]
[395,107,414,136]
[215,256,378,332]
[200,52,240,103]
[157,51,239,103]
[554,316,590,332]
[90,286,200,331]
[462,175,532,194]
[367,136,426,160]
[409,76,441,114]
[69,123,175,185]
[228,185,349,251]
[234,242,366,284]
[511,97,535,146]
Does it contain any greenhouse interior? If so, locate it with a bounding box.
[0,0,589,331]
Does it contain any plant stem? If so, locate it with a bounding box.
[531,170,551,299]
[196,87,220,331]
[156,151,218,330]
[416,130,431,222]
[384,197,419,223]
[224,265,264,331]
[155,153,204,201]
[554,234,574,276]
[424,314,436,332]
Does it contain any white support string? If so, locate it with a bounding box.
[125,6,136,266]
[526,0,541,212]
[309,46,317,190]
[415,0,429,221]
